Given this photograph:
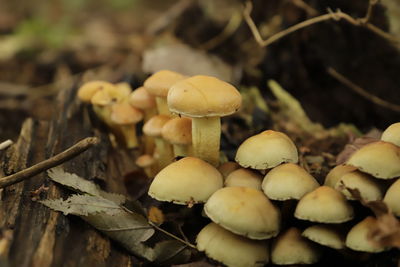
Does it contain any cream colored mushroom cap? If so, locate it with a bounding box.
[161,117,192,145]
[235,130,298,170]
[294,186,354,223]
[225,168,263,190]
[381,122,400,147]
[148,157,223,204]
[144,70,186,97]
[218,161,240,179]
[77,80,115,103]
[324,164,357,188]
[346,141,400,179]
[110,102,143,125]
[302,225,345,249]
[129,86,156,110]
[90,84,130,106]
[335,171,384,201]
[383,178,400,216]
[197,223,269,267]
[262,163,319,200]
[168,75,242,117]
[345,216,387,253]
[143,115,171,137]
[271,227,321,265]
[204,187,280,240]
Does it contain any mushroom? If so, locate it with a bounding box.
[345,216,387,253]
[218,161,241,179]
[262,163,319,201]
[168,75,242,166]
[161,117,192,157]
[129,86,157,122]
[136,154,157,178]
[346,141,400,179]
[294,186,354,223]
[77,80,115,103]
[381,122,400,146]
[224,168,263,190]
[196,222,269,267]
[235,130,298,170]
[204,187,280,240]
[148,157,223,206]
[144,70,186,115]
[143,115,174,169]
[271,227,321,265]
[383,178,400,216]
[110,101,143,148]
[324,164,357,188]
[302,225,345,250]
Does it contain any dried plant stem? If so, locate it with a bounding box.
[327,67,400,112]
[0,137,99,188]
[0,140,13,151]
[149,221,197,249]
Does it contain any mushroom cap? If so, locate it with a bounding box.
[218,161,241,179]
[91,84,130,106]
[115,82,132,95]
[129,86,156,109]
[168,75,242,117]
[136,154,155,168]
[346,141,400,179]
[225,168,263,190]
[144,70,186,97]
[294,186,354,223]
[271,227,321,265]
[381,122,400,147]
[383,178,400,216]
[161,117,192,145]
[324,164,357,188]
[77,80,115,103]
[235,130,298,170]
[345,216,387,253]
[302,225,345,249]
[335,170,384,201]
[143,115,171,137]
[110,102,143,125]
[196,223,269,267]
[148,157,223,204]
[262,163,319,201]
[204,187,281,240]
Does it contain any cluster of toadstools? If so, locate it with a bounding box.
[78,70,400,267]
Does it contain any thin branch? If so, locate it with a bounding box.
[290,0,318,16]
[0,137,99,188]
[243,1,399,47]
[327,67,400,113]
[0,140,13,151]
[148,221,197,250]
[361,0,379,24]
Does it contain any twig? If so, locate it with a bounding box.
[0,137,99,188]
[327,67,400,112]
[290,0,318,16]
[0,140,13,151]
[243,1,399,47]
[148,221,197,249]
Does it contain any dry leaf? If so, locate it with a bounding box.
[336,137,378,165]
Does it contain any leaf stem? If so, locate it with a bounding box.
[148,221,197,250]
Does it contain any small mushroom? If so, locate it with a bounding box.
[324,164,357,188]
[136,154,157,178]
[381,122,400,146]
[197,222,269,267]
[383,178,400,216]
[235,130,298,170]
[302,225,345,250]
[77,80,115,103]
[224,168,263,190]
[168,75,242,166]
[204,187,280,240]
[161,117,192,157]
[218,161,241,179]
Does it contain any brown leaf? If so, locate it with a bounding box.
[336,136,378,165]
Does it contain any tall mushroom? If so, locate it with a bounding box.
[168,75,242,166]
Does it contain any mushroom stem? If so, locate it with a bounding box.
[144,110,157,154]
[173,144,190,157]
[192,117,220,166]
[154,137,174,169]
[156,97,171,116]
[117,124,138,148]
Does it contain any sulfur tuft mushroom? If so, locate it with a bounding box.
[161,117,192,157]
[383,178,400,216]
[77,80,115,103]
[224,168,263,190]
[324,164,357,188]
[302,225,345,250]
[381,122,400,147]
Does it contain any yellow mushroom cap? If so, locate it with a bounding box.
[129,86,156,110]
[302,225,345,249]
[91,84,130,106]
[197,223,269,267]
[135,154,156,169]
[383,178,400,216]
[271,227,321,265]
[143,115,171,137]
[335,170,384,201]
[115,82,132,95]
[77,80,115,103]
[218,161,241,179]
[345,216,387,253]
[148,157,223,205]
[262,163,319,201]
[235,130,298,170]
[225,168,263,190]
[161,117,192,145]
[381,122,400,147]
[144,70,186,97]
[204,187,281,240]
[294,186,354,223]
[110,102,143,125]
[324,164,357,188]
[168,75,242,118]
[346,141,400,179]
